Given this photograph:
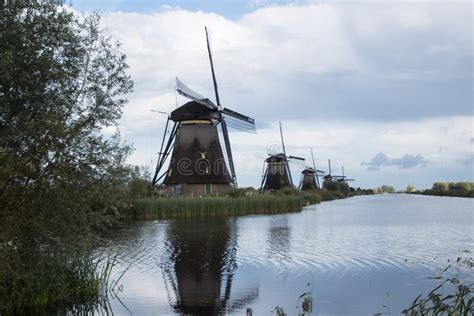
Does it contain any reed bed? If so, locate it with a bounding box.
[131,193,325,220]
[0,252,115,314]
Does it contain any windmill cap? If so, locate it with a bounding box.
[170,101,219,122]
[266,153,287,162]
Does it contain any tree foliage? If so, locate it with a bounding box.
[374,185,396,194]
[323,179,350,194]
[0,1,133,311]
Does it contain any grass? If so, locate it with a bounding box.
[0,251,115,314]
[402,257,474,315]
[130,189,351,220]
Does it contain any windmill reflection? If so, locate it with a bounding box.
[267,215,291,257]
[162,219,258,315]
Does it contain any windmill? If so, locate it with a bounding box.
[151,27,256,196]
[260,122,304,191]
[299,148,325,190]
[334,166,355,183]
[323,159,334,182]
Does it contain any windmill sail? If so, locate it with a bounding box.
[176,78,256,133]
[176,77,216,109]
[222,109,256,133]
[288,155,305,161]
[216,122,234,186]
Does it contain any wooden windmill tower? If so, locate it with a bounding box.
[152,27,256,196]
[260,122,304,191]
[300,148,325,190]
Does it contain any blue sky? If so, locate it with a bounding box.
[72,1,473,190]
[72,0,291,19]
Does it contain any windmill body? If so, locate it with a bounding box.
[260,122,304,191]
[300,148,323,190]
[162,102,233,196]
[300,167,318,190]
[261,153,293,190]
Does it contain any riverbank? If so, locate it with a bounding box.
[407,190,473,198]
[130,189,356,220]
[407,181,473,198]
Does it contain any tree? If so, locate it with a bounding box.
[449,182,472,192]
[0,1,133,311]
[323,179,350,194]
[406,184,416,192]
[432,182,449,191]
[380,185,395,193]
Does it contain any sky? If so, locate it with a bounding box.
[71,0,473,190]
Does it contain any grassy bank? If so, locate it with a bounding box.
[407,182,474,198]
[130,189,353,220]
[408,189,474,198]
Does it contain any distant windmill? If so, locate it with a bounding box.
[299,148,325,190]
[323,159,334,182]
[260,122,304,191]
[334,166,355,183]
[152,27,256,196]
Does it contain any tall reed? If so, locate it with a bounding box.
[0,251,115,314]
[131,193,326,220]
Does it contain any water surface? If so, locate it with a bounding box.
[102,194,473,315]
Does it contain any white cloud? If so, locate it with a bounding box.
[95,2,472,189]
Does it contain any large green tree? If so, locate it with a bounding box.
[0,0,133,311]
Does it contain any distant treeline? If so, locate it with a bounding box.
[408,182,474,198]
[373,185,396,194]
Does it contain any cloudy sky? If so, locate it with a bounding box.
[72,0,473,190]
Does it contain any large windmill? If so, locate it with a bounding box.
[300,148,325,190]
[260,122,304,191]
[152,27,256,196]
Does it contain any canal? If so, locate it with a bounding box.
[101,194,473,315]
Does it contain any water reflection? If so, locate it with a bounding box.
[162,218,258,315]
[267,215,291,258]
[102,195,473,315]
